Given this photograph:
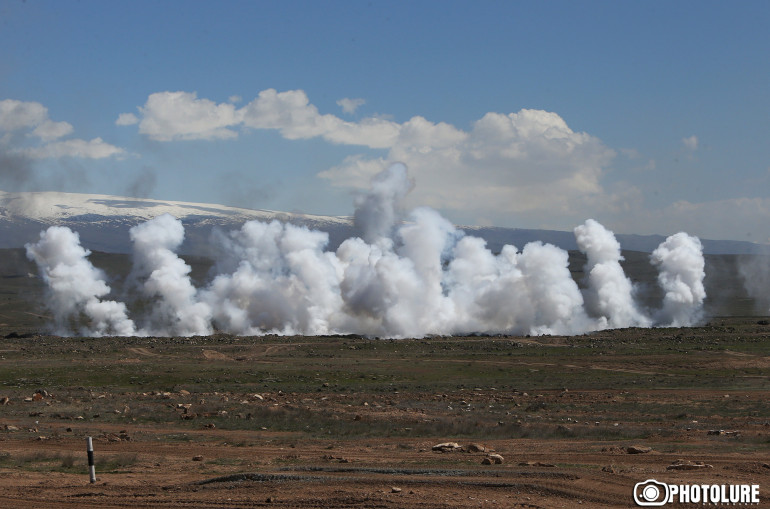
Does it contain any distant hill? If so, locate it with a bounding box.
[1,189,767,255]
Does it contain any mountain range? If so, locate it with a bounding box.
[1,189,767,256]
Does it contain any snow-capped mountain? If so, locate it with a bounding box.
[0,189,765,255]
[0,190,353,254]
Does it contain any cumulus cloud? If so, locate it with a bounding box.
[1,98,124,161]
[115,112,139,126]
[134,91,241,141]
[320,108,615,227]
[121,89,618,227]
[337,97,365,115]
[31,119,74,141]
[0,99,48,132]
[240,89,399,147]
[22,137,124,159]
[682,135,698,152]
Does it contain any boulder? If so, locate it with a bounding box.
[626,445,651,454]
[488,453,504,464]
[432,442,462,452]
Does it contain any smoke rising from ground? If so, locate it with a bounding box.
[25,226,136,336]
[738,254,770,314]
[27,164,707,338]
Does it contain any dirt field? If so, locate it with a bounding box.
[1,318,769,507]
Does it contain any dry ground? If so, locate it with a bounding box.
[1,318,769,507]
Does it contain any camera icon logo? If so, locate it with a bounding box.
[633,479,670,506]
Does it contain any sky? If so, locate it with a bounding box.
[1,0,769,243]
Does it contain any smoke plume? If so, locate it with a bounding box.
[25,226,137,336]
[574,219,651,328]
[27,164,708,337]
[129,214,212,336]
[738,254,770,314]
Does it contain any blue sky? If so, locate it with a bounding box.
[1,0,769,243]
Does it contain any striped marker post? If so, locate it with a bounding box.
[86,436,96,483]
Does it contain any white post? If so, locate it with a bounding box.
[86,436,96,483]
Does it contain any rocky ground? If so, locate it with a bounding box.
[0,318,769,507]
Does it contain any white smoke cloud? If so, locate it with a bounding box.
[129,214,212,336]
[575,219,651,328]
[352,162,413,243]
[28,164,708,338]
[651,232,706,326]
[738,254,770,314]
[25,226,137,336]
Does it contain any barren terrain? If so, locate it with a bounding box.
[1,319,769,507]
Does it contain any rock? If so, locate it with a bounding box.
[467,443,487,453]
[602,465,617,473]
[4,425,19,431]
[265,496,275,503]
[626,445,651,454]
[666,460,713,471]
[353,414,362,421]
[486,453,504,464]
[391,487,402,493]
[0,397,9,405]
[178,389,191,396]
[432,442,462,452]
[192,455,204,461]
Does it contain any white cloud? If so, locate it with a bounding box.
[115,112,139,126]
[1,98,125,160]
[239,89,400,148]
[320,107,615,228]
[0,99,48,132]
[31,119,74,141]
[337,97,365,115]
[134,91,241,141]
[682,134,698,151]
[123,89,620,228]
[22,137,125,159]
